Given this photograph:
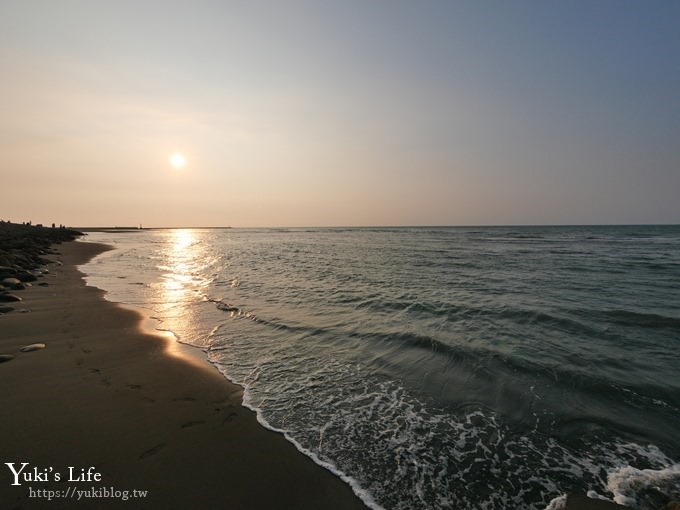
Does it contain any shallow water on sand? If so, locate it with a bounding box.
[82,226,680,509]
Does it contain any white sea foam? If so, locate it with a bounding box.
[544,494,567,510]
[209,356,385,510]
[586,490,613,501]
[608,462,680,507]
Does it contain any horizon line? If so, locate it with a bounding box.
[73,222,680,232]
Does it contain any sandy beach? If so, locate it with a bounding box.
[0,238,367,509]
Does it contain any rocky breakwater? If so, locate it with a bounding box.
[0,221,83,313]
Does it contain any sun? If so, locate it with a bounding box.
[170,152,186,169]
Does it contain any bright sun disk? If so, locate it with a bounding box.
[170,153,186,169]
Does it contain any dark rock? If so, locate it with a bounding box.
[0,222,82,276]
[20,343,46,352]
[0,354,15,363]
[0,305,14,313]
[38,282,49,287]
[0,293,22,302]
[16,270,38,282]
[2,277,26,290]
[0,266,16,278]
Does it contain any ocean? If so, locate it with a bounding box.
[80,226,680,509]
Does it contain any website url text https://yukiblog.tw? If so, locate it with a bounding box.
[28,486,148,502]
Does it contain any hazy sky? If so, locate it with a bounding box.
[2,1,678,227]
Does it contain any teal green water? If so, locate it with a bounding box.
[83,226,680,509]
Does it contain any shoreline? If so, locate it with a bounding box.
[0,239,367,509]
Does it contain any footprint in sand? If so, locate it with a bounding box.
[221,412,238,425]
[180,420,205,429]
[172,396,197,402]
[139,443,166,459]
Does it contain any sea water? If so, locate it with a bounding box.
[80,226,680,509]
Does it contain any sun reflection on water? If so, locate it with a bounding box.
[160,229,200,301]
[153,229,212,351]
